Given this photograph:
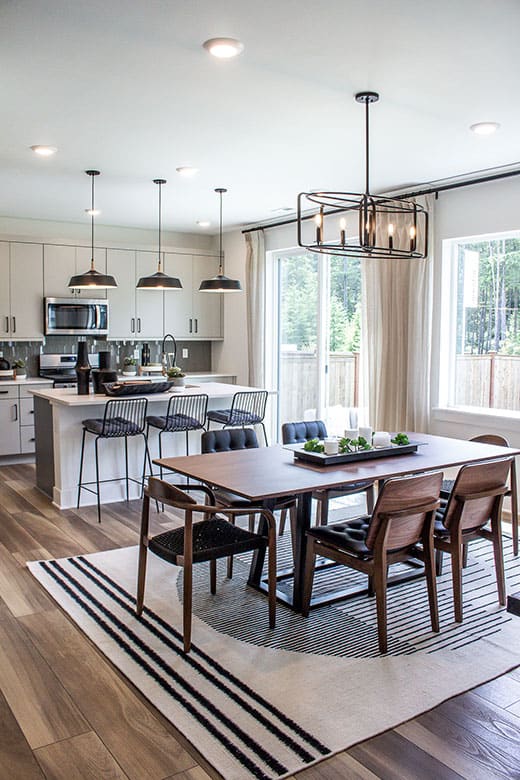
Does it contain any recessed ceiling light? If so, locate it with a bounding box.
[85,208,101,216]
[271,207,293,213]
[470,122,500,135]
[30,145,58,156]
[176,166,199,177]
[197,221,211,228]
[202,37,244,59]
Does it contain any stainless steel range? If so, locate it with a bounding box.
[39,353,99,387]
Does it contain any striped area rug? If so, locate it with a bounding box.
[28,539,520,780]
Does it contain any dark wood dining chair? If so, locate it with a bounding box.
[136,477,277,653]
[434,457,512,623]
[281,420,375,526]
[302,471,442,653]
[441,434,518,557]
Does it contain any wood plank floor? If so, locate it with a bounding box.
[0,463,519,780]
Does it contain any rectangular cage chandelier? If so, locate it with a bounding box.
[297,91,428,260]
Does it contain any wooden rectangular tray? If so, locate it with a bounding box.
[104,381,174,396]
[285,441,423,466]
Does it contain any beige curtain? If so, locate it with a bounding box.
[361,194,434,432]
[245,229,265,387]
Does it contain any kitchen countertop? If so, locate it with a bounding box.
[0,377,54,386]
[30,382,265,407]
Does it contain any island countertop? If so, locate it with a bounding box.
[30,382,265,407]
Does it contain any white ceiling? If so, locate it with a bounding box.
[0,0,519,235]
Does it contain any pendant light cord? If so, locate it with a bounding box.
[219,189,224,275]
[158,181,162,272]
[90,173,95,270]
[364,96,370,196]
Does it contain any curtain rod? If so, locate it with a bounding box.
[241,167,520,235]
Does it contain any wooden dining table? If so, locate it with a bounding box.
[155,432,520,610]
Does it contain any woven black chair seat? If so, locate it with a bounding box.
[213,487,295,512]
[149,518,267,564]
[313,479,373,499]
[307,516,372,558]
[82,416,142,436]
[146,413,202,432]
[207,408,261,425]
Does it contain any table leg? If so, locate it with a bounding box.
[248,497,276,587]
[292,492,312,611]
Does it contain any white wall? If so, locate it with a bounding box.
[211,230,249,384]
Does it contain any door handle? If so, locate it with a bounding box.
[12,316,16,333]
[137,318,141,333]
[131,318,135,333]
[13,403,18,422]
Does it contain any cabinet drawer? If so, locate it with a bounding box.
[0,385,18,399]
[20,426,36,454]
[20,397,35,426]
[19,382,52,399]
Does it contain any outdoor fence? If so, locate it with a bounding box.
[278,351,520,422]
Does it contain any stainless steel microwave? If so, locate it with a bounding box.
[44,298,109,336]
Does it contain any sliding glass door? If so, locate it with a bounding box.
[272,250,361,438]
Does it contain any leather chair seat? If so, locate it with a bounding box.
[146,413,202,432]
[82,417,142,436]
[307,516,372,557]
[149,518,266,565]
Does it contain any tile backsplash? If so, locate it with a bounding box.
[0,338,211,377]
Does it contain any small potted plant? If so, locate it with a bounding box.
[122,357,137,376]
[13,359,26,379]
[167,365,186,387]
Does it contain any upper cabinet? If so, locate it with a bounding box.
[106,249,163,339]
[163,253,222,339]
[43,244,107,299]
[0,241,44,340]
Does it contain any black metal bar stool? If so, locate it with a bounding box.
[77,397,153,523]
[146,393,209,478]
[206,390,269,445]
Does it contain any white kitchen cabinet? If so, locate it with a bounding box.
[0,393,21,456]
[135,251,165,338]
[106,249,136,339]
[0,242,10,338]
[44,244,107,299]
[1,243,44,340]
[163,253,222,339]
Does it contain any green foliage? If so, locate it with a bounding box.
[303,438,324,453]
[391,433,410,445]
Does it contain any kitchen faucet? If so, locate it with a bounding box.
[161,333,177,372]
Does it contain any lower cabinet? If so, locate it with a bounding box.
[0,383,52,457]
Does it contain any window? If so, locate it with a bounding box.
[268,249,362,436]
[442,232,520,412]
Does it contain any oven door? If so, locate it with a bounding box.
[45,298,109,335]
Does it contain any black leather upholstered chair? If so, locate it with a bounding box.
[206,390,269,445]
[302,471,442,653]
[440,434,518,557]
[146,393,208,477]
[136,477,277,653]
[282,420,375,525]
[77,397,153,523]
[201,428,297,539]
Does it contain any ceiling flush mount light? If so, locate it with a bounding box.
[69,170,117,289]
[136,179,182,290]
[199,188,242,292]
[176,166,199,177]
[470,122,500,136]
[297,91,428,259]
[85,207,101,216]
[197,220,211,228]
[30,145,58,156]
[202,37,244,59]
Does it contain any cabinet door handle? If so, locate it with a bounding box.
[30,409,34,415]
[13,403,18,422]
[195,318,198,333]
[137,317,141,333]
[131,318,135,333]
[4,316,8,333]
[189,318,192,333]
[29,437,35,442]
[0,390,8,394]
[12,316,16,333]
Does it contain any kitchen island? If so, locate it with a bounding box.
[31,383,264,509]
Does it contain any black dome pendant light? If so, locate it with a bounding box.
[69,170,118,289]
[199,188,242,292]
[136,179,182,289]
